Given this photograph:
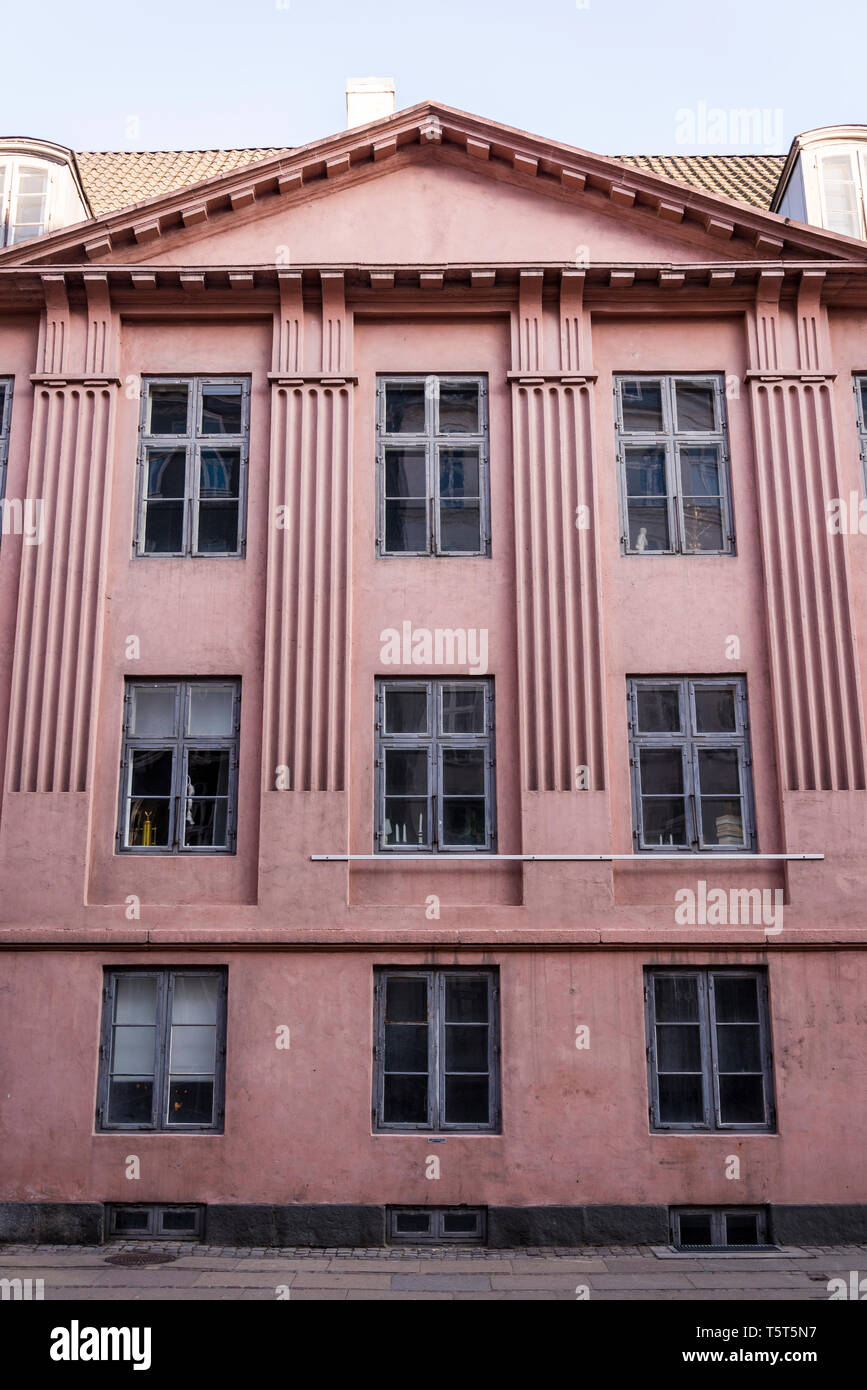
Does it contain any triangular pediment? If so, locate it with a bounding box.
[2,102,866,270]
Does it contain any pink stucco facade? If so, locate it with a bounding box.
[1,103,866,1246]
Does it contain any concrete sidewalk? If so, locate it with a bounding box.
[2,1242,865,1300]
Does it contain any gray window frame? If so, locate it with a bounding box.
[645,968,776,1133]
[373,968,501,1133]
[107,1204,205,1239]
[670,1206,770,1249]
[0,376,12,537]
[376,373,491,557]
[387,1207,486,1244]
[135,375,250,557]
[627,676,756,853]
[375,678,496,853]
[614,374,734,555]
[853,375,867,492]
[117,679,241,854]
[96,967,228,1133]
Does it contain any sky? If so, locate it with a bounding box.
[2,0,865,156]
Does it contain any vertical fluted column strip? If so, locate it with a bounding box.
[750,379,866,790]
[263,383,350,792]
[511,381,605,791]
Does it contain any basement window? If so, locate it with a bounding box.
[670,1207,771,1250]
[388,1207,486,1244]
[108,1204,204,1240]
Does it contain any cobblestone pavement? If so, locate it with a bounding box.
[2,1242,866,1300]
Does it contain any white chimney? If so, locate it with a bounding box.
[346,78,395,130]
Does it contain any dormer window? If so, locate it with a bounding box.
[772,127,867,241]
[817,149,865,239]
[0,160,50,245]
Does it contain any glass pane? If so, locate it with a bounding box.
[658,1073,704,1123]
[200,448,240,497]
[624,446,666,496]
[384,1024,428,1071]
[636,688,680,733]
[131,687,176,738]
[718,1074,765,1125]
[642,798,687,846]
[654,976,699,1023]
[385,500,427,552]
[385,748,428,796]
[384,1074,427,1123]
[675,382,716,432]
[440,501,482,552]
[395,1212,430,1233]
[683,499,724,552]
[183,798,229,848]
[161,1209,199,1232]
[725,1213,760,1246]
[200,384,242,435]
[115,975,158,1024]
[385,384,426,433]
[442,748,484,796]
[678,1213,713,1246]
[385,447,426,497]
[384,798,428,846]
[187,749,230,796]
[860,380,867,426]
[444,1075,489,1123]
[148,384,189,434]
[694,687,736,733]
[713,976,759,1023]
[112,1026,155,1074]
[438,383,480,434]
[168,1080,214,1125]
[656,1024,702,1072]
[442,799,487,846]
[439,447,480,498]
[697,748,741,796]
[146,447,186,498]
[680,445,721,496]
[128,797,171,847]
[441,686,484,734]
[640,748,684,795]
[108,1080,153,1125]
[445,1026,488,1071]
[716,1024,761,1072]
[445,977,489,1023]
[384,688,428,735]
[172,975,219,1024]
[627,499,669,551]
[188,687,235,736]
[130,748,173,797]
[442,1212,479,1233]
[170,1024,216,1074]
[386,977,428,1023]
[620,379,664,432]
[701,799,745,846]
[17,168,47,196]
[114,1208,150,1232]
[144,501,184,554]
[197,501,239,552]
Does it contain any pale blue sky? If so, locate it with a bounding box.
[3,0,864,156]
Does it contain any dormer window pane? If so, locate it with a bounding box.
[819,152,862,238]
[10,165,48,242]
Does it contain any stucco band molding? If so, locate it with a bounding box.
[2,103,866,270]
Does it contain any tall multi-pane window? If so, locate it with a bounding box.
[627,677,755,851]
[118,680,240,853]
[97,969,227,1131]
[373,969,500,1132]
[0,161,49,244]
[645,969,775,1131]
[0,378,11,527]
[375,679,495,852]
[614,374,734,554]
[135,377,249,555]
[376,375,490,555]
[853,376,867,489]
